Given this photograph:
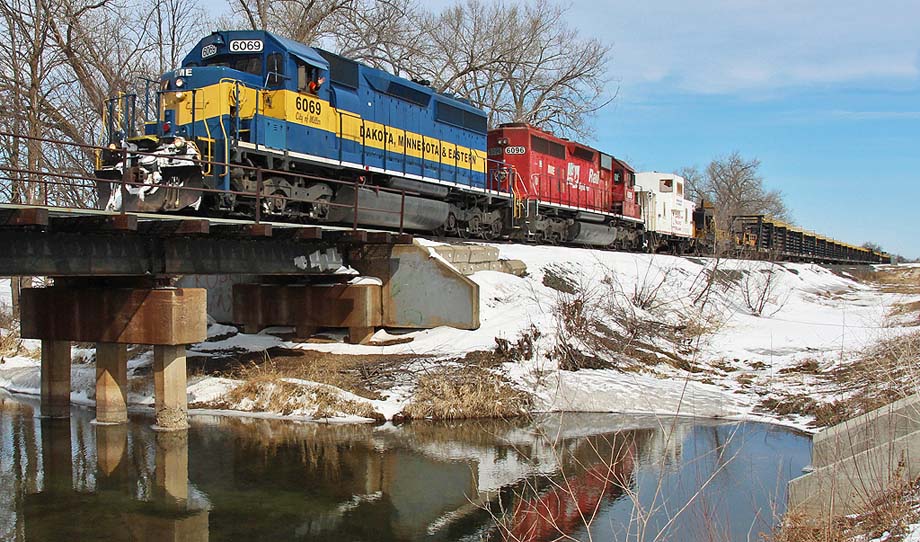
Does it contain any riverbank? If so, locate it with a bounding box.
[2,244,919,430]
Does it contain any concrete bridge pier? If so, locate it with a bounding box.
[95,343,128,424]
[40,340,71,419]
[20,285,207,430]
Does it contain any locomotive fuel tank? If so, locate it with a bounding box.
[327,185,449,231]
[567,221,619,247]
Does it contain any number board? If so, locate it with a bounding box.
[504,146,526,155]
[201,44,218,59]
[229,39,263,53]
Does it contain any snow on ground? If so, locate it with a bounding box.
[0,278,10,308]
[1,243,918,428]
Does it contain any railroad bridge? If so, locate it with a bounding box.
[0,204,479,431]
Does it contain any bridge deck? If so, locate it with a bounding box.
[0,204,411,277]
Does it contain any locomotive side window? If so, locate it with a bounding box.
[266,53,284,86]
[531,135,565,160]
[600,154,613,170]
[614,171,623,184]
[660,179,674,192]
[296,61,322,93]
[316,48,358,88]
[677,182,684,196]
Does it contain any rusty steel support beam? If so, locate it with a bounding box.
[0,228,347,276]
[0,207,49,227]
[233,283,383,344]
[21,288,207,345]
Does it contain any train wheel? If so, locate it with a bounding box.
[549,232,561,245]
[482,219,502,241]
[445,212,459,237]
[264,190,287,215]
[467,215,483,239]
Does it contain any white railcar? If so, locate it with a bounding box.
[636,172,696,252]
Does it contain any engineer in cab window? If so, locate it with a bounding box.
[298,63,325,94]
[309,76,325,94]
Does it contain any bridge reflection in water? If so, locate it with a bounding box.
[0,391,810,541]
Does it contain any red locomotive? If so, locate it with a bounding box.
[488,123,643,249]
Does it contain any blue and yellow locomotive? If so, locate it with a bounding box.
[98,30,504,233]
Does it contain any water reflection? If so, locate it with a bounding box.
[0,393,208,541]
[0,390,810,541]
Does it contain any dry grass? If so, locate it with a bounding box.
[403,365,532,420]
[843,265,920,294]
[759,331,920,428]
[198,347,432,401]
[217,366,380,420]
[889,300,920,321]
[0,305,29,358]
[770,477,920,542]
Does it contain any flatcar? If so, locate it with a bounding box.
[730,215,888,263]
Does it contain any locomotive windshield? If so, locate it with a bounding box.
[205,54,263,76]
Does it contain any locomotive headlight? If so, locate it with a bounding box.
[175,77,185,88]
[498,137,509,146]
[175,91,186,100]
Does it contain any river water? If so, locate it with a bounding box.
[0,390,810,541]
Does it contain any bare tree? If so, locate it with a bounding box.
[420,0,612,138]
[677,165,706,204]
[221,0,613,138]
[330,0,427,78]
[229,0,354,44]
[862,241,883,253]
[683,152,789,234]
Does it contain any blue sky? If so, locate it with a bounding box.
[567,0,920,257]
